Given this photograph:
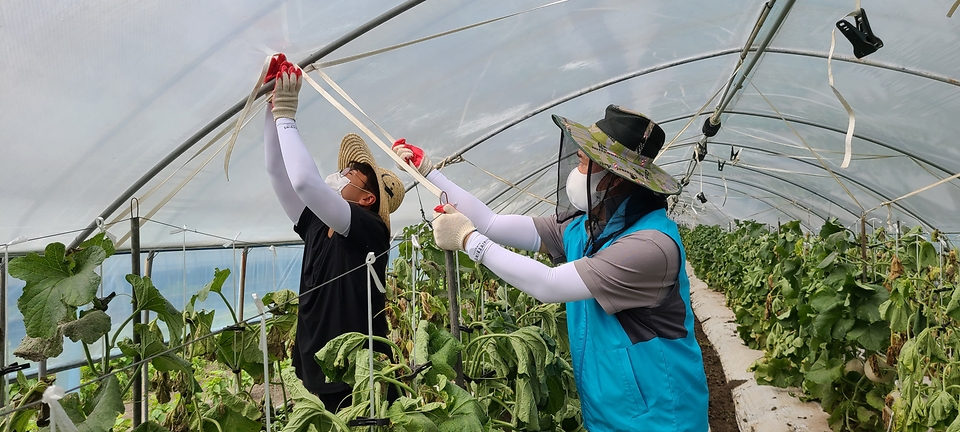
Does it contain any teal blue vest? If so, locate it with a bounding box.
[563,206,708,431]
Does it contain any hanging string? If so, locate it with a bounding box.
[111,100,266,248]
[864,169,960,214]
[745,78,865,211]
[299,70,442,197]
[827,1,862,169]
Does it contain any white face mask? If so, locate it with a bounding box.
[565,167,606,211]
[324,171,352,194]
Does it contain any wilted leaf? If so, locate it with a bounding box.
[62,310,111,344]
[13,333,63,362]
[201,391,262,432]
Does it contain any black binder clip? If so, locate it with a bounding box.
[730,146,741,162]
[718,159,725,172]
[694,143,708,162]
[0,362,29,377]
[836,8,883,58]
[696,192,708,204]
[348,417,391,427]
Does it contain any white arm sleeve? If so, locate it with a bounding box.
[264,107,306,223]
[275,118,353,235]
[426,170,541,251]
[464,233,591,303]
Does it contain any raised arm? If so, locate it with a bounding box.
[393,142,542,252]
[269,61,353,235]
[264,105,306,223]
[433,205,591,303]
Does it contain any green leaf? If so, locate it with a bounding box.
[315,332,368,385]
[77,375,125,432]
[853,289,888,323]
[119,323,196,391]
[195,268,231,304]
[185,309,217,358]
[865,387,887,411]
[811,303,843,339]
[216,325,264,380]
[127,275,183,343]
[133,421,172,432]
[806,352,843,385]
[855,405,877,424]
[845,322,889,351]
[948,415,960,432]
[879,292,911,332]
[263,288,299,315]
[79,233,116,258]
[61,309,111,344]
[426,381,486,432]
[946,285,960,321]
[927,388,955,426]
[386,397,441,432]
[278,367,348,432]
[13,243,106,339]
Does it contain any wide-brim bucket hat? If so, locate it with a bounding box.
[552,105,681,195]
[337,133,405,231]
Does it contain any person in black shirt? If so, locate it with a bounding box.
[263,58,405,411]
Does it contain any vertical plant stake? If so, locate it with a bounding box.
[252,293,272,432]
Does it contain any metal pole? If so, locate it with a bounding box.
[131,216,143,428]
[143,251,156,424]
[0,248,6,407]
[710,0,796,125]
[444,251,464,387]
[67,0,429,251]
[860,215,868,282]
[238,247,249,321]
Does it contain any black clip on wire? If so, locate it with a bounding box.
[836,8,883,58]
[400,361,433,381]
[348,418,391,427]
[696,192,708,204]
[223,323,246,332]
[0,362,29,377]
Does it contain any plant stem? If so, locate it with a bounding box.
[216,291,239,324]
[82,342,100,376]
[110,310,140,350]
[120,364,142,397]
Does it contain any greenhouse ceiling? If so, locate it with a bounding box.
[2,0,959,253]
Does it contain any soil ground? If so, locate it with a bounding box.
[695,312,744,432]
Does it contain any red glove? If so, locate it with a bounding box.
[392,139,433,177]
[271,61,302,121]
[264,53,287,83]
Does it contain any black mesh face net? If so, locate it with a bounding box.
[555,131,584,223]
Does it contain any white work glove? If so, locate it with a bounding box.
[433,204,477,251]
[271,61,302,121]
[392,139,433,177]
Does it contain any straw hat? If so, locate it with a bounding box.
[336,133,405,231]
[552,105,681,195]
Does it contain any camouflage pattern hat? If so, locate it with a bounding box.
[552,105,681,195]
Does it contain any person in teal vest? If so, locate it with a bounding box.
[394,105,709,431]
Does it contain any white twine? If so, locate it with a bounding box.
[42,386,79,432]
